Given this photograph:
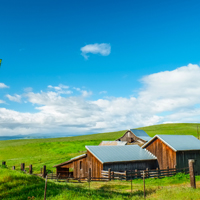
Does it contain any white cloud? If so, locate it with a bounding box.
[99,91,107,94]
[80,43,111,59]
[6,94,21,103]
[1,64,200,136]
[0,100,5,104]
[48,84,69,90]
[139,63,200,113]
[48,84,72,95]
[24,87,33,92]
[81,90,92,97]
[0,83,9,89]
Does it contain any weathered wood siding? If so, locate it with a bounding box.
[72,157,87,178]
[103,160,158,171]
[87,151,103,178]
[116,131,145,144]
[57,157,87,178]
[145,138,176,169]
[56,167,69,177]
[176,151,200,174]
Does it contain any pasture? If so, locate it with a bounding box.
[1,123,200,199]
[0,123,200,173]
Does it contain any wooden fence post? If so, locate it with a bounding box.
[188,159,196,189]
[21,163,25,171]
[143,171,146,198]
[44,175,47,200]
[43,165,46,178]
[111,171,114,180]
[108,168,111,181]
[146,168,149,178]
[125,170,127,181]
[29,165,33,174]
[12,166,15,170]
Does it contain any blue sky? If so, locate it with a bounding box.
[1,0,200,136]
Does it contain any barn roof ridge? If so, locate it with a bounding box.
[116,129,151,142]
[85,145,104,163]
[142,134,200,152]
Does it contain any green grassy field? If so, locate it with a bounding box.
[0,123,200,173]
[1,123,200,199]
[1,166,200,200]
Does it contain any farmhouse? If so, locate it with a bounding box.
[142,135,200,174]
[116,129,151,145]
[54,145,158,178]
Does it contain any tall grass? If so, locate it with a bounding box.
[1,167,200,200]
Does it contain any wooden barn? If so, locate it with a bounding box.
[116,129,151,145]
[54,145,158,178]
[142,135,200,174]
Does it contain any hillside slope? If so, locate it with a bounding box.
[0,123,199,173]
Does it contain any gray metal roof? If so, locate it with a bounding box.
[86,145,157,164]
[99,141,127,146]
[130,129,152,141]
[142,135,200,152]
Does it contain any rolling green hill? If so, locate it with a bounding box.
[0,123,200,173]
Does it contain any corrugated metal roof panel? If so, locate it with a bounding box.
[142,135,200,151]
[86,145,157,163]
[99,141,127,146]
[130,129,152,141]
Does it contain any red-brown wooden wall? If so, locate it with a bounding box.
[145,138,176,169]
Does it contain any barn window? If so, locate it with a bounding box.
[80,161,82,170]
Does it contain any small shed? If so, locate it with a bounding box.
[54,145,158,178]
[116,129,151,145]
[54,154,87,178]
[99,141,127,146]
[142,135,200,174]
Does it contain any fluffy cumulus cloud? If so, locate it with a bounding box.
[1,64,200,136]
[0,83,9,88]
[6,94,22,103]
[80,43,111,59]
[0,100,5,104]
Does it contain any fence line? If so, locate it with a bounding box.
[45,166,189,182]
[1,161,189,183]
[101,167,189,180]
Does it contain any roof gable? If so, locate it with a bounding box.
[142,135,200,152]
[86,145,157,164]
[130,129,152,141]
